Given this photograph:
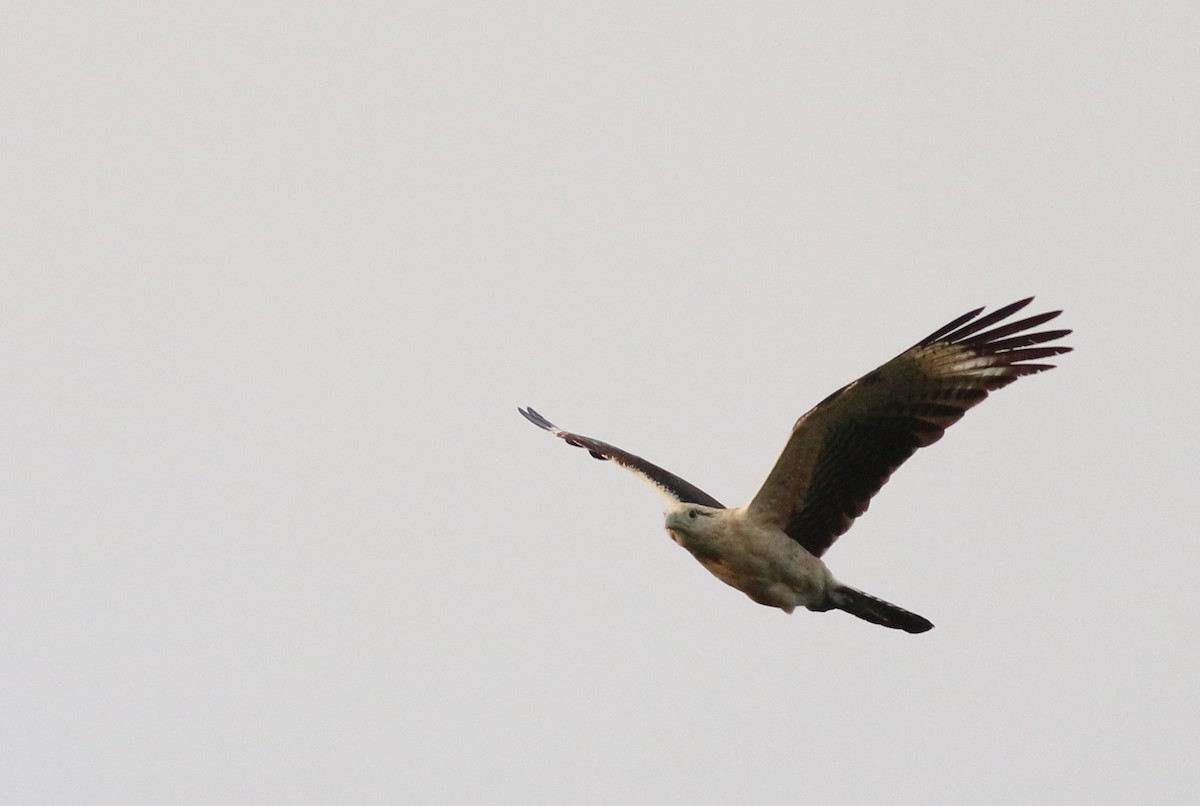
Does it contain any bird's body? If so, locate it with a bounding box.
[664,505,830,613]
[663,502,933,632]
[521,298,1071,633]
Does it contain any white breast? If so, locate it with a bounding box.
[667,507,831,613]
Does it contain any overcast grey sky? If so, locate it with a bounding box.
[3,3,1197,804]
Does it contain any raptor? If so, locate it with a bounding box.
[520,298,1071,633]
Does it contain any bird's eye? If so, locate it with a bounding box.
[688,510,697,519]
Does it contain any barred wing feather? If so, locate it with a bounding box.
[746,297,1071,557]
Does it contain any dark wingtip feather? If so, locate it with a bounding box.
[920,298,1037,346]
[938,297,1037,344]
[519,406,555,431]
[981,328,1072,351]
[921,299,1072,367]
[919,305,985,345]
[964,310,1058,341]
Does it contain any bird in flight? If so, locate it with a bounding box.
[519,298,1070,633]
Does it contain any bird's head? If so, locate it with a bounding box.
[663,503,722,546]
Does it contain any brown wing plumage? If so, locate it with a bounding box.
[746,298,1071,557]
[518,407,725,509]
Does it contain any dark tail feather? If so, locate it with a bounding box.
[826,584,934,634]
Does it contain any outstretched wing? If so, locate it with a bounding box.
[518,407,725,509]
[746,298,1071,557]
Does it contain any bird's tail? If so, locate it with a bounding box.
[824,583,934,634]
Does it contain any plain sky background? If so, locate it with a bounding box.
[3,3,1197,804]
